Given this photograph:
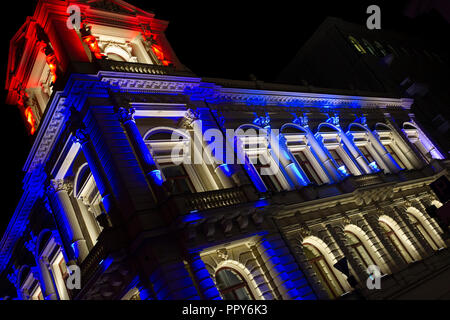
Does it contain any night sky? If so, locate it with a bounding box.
[1,0,449,236]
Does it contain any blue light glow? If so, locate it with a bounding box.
[218,164,233,177]
[368,161,380,172]
[286,162,309,186]
[254,199,269,208]
[337,165,349,176]
[183,212,203,223]
[150,169,164,186]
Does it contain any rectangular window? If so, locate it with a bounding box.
[161,164,195,195]
[328,149,348,173]
[358,146,375,164]
[252,158,282,192]
[384,144,405,169]
[293,152,322,185]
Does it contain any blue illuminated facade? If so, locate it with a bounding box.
[1,0,449,301]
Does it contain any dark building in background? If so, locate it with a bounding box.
[277,16,450,155]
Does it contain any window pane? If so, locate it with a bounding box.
[294,152,322,185]
[216,269,244,289]
[161,164,194,194]
[384,144,405,169]
[234,287,252,300]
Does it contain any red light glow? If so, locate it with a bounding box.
[82,34,104,60]
[151,43,171,66]
[46,54,58,83]
[24,106,36,135]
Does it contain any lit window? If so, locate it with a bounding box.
[402,123,444,161]
[345,231,376,269]
[362,39,376,55]
[145,128,208,194]
[236,126,291,192]
[160,163,195,195]
[303,243,345,299]
[408,214,440,251]
[383,144,406,169]
[215,268,254,300]
[74,163,104,244]
[281,125,329,185]
[293,151,323,185]
[348,36,366,54]
[379,221,414,264]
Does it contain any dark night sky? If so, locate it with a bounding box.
[0,0,448,236]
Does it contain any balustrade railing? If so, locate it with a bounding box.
[96,59,194,77]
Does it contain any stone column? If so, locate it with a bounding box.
[38,256,58,300]
[191,107,253,189]
[72,126,116,219]
[187,253,222,300]
[364,212,406,271]
[307,129,342,182]
[383,114,424,169]
[408,117,445,159]
[135,277,157,300]
[184,109,235,189]
[253,233,316,300]
[47,179,89,262]
[117,107,167,200]
[340,132,372,174]
[368,130,401,173]
[276,134,310,187]
[326,224,367,283]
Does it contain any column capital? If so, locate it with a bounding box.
[117,106,136,123]
[179,108,199,129]
[48,178,73,194]
[72,127,89,145]
[24,232,38,257]
[68,107,89,144]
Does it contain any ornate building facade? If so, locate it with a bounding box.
[1,0,449,300]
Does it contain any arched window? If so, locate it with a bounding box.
[101,41,138,62]
[348,36,366,54]
[408,214,440,251]
[303,243,345,299]
[345,231,376,269]
[144,127,205,194]
[215,268,254,300]
[406,206,444,250]
[379,220,414,264]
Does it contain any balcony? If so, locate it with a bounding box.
[96,59,195,77]
[165,186,250,217]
